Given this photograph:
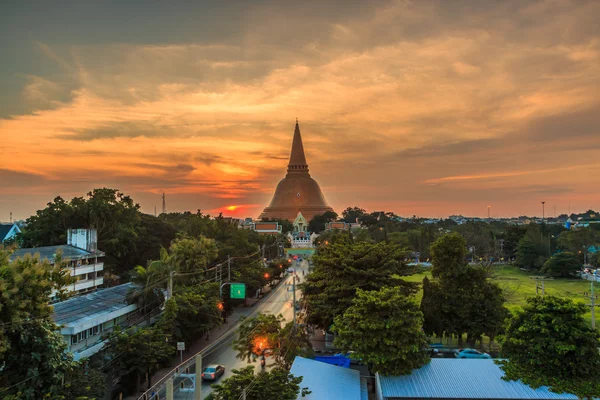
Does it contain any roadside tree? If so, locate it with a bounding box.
[333,287,429,375]
[207,366,310,400]
[303,241,418,331]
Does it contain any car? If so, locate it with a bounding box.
[454,348,491,359]
[201,364,225,381]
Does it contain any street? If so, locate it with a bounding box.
[170,260,307,399]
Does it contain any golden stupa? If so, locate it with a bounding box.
[259,121,334,222]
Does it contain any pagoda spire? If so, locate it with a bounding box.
[287,120,308,173]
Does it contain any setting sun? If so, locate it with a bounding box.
[227,205,237,211]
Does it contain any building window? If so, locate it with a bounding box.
[71,335,78,344]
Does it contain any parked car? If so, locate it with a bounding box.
[454,348,491,359]
[201,364,225,381]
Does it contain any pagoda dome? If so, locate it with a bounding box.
[259,121,334,222]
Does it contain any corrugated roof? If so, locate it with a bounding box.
[9,245,103,263]
[290,357,361,400]
[52,283,136,326]
[378,359,578,399]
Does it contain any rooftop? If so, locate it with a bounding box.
[53,283,135,327]
[0,223,17,240]
[377,359,578,399]
[290,356,362,400]
[9,244,104,263]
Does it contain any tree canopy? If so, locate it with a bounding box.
[307,211,338,233]
[207,366,310,400]
[499,296,600,399]
[333,286,429,375]
[542,252,581,278]
[422,234,508,343]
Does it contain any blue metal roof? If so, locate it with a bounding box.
[9,245,103,263]
[314,355,351,368]
[52,283,136,326]
[377,359,579,399]
[290,357,361,400]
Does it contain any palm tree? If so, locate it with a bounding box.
[126,247,172,319]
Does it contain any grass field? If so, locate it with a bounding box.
[403,265,597,326]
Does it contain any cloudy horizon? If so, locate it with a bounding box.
[1,0,599,221]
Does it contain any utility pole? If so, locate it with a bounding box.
[162,193,167,215]
[541,201,545,222]
[292,273,297,328]
[487,206,491,219]
[154,205,156,217]
[166,378,174,400]
[530,276,553,296]
[242,389,247,400]
[195,354,202,400]
[9,212,12,223]
[228,255,231,282]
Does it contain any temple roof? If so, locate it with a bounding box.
[260,120,334,222]
[288,121,308,172]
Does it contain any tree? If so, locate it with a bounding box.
[170,235,219,283]
[542,252,581,278]
[59,360,107,400]
[341,207,366,224]
[274,322,315,370]
[0,249,73,360]
[301,242,417,330]
[515,225,549,270]
[307,211,338,234]
[303,241,418,330]
[422,234,508,343]
[107,326,173,393]
[515,236,542,269]
[499,296,600,399]
[158,284,222,344]
[333,287,429,375]
[233,313,284,363]
[20,188,143,276]
[1,319,75,400]
[267,258,291,281]
[207,366,310,400]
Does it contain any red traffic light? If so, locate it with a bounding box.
[264,273,270,279]
[217,302,224,310]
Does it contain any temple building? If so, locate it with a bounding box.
[259,121,334,223]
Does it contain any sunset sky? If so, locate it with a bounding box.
[1,0,599,221]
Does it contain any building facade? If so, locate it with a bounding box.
[52,283,149,361]
[9,228,105,298]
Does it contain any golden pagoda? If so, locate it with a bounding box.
[259,121,334,222]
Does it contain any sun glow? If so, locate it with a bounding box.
[227,205,238,211]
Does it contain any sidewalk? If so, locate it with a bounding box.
[125,283,278,399]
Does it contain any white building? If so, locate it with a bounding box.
[288,212,317,248]
[52,283,142,361]
[9,229,105,298]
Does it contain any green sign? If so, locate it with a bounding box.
[230,283,246,299]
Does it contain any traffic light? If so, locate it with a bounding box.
[217,302,224,311]
[264,272,270,279]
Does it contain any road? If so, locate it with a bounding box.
[171,260,307,399]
